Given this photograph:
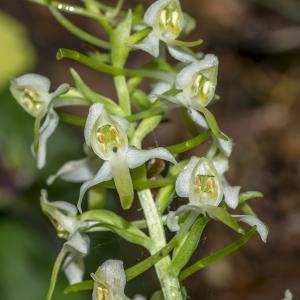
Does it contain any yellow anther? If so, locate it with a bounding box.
[202,81,211,96]
[171,11,179,27]
[97,132,105,143]
[160,9,167,27]
[96,287,109,300]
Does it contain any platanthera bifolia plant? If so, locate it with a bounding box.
[10,0,269,299]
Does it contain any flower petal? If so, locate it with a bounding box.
[149,81,172,102]
[127,147,176,169]
[34,107,59,169]
[175,156,198,198]
[222,180,241,209]
[212,155,229,175]
[218,135,233,157]
[62,252,85,284]
[168,46,195,63]
[47,157,101,185]
[78,161,112,213]
[233,214,269,242]
[144,0,169,26]
[50,83,70,100]
[188,108,208,128]
[109,152,134,210]
[64,232,90,255]
[132,31,160,57]
[84,103,105,146]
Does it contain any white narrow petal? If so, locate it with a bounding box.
[11,73,51,93]
[166,211,180,232]
[188,108,208,128]
[100,260,126,292]
[149,81,172,102]
[233,215,269,243]
[78,161,112,212]
[212,155,229,175]
[144,0,169,26]
[218,135,233,157]
[35,107,59,169]
[157,94,183,106]
[84,103,105,146]
[223,180,241,209]
[62,252,85,284]
[127,147,176,169]
[175,156,198,198]
[168,46,196,63]
[132,31,160,57]
[65,232,90,255]
[47,157,101,185]
[50,83,70,100]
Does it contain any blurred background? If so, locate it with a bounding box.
[0,0,300,299]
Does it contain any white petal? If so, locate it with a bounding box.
[77,161,112,213]
[111,115,130,132]
[50,83,70,100]
[47,157,101,185]
[65,232,90,255]
[149,81,172,102]
[218,135,233,157]
[11,73,51,94]
[168,46,195,63]
[233,215,269,242]
[132,31,160,57]
[99,259,126,292]
[188,108,208,128]
[144,0,169,26]
[62,252,85,284]
[175,156,198,198]
[84,103,105,146]
[166,211,180,232]
[127,147,176,169]
[35,107,59,169]
[282,290,293,300]
[212,155,229,175]
[223,180,241,209]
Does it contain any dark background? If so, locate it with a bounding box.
[0,0,300,299]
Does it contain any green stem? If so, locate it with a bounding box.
[138,190,183,300]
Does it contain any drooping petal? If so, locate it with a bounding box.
[62,252,85,284]
[168,46,195,63]
[109,151,134,210]
[144,0,169,26]
[188,108,208,128]
[212,155,229,176]
[84,103,105,146]
[232,214,269,242]
[127,146,177,169]
[64,232,90,255]
[175,156,198,198]
[222,180,241,209]
[132,31,160,57]
[34,107,59,169]
[78,161,112,212]
[47,157,101,185]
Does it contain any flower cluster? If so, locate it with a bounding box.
[9,0,269,299]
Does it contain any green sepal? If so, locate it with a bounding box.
[80,209,151,249]
[58,111,85,127]
[88,185,106,210]
[162,37,203,47]
[239,191,263,204]
[180,227,256,280]
[170,217,209,276]
[70,68,124,116]
[205,206,245,234]
[131,89,152,109]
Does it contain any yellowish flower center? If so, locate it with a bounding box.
[22,88,43,113]
[194,175,218,201]
[95,287,109,300]
[158,3,183,39]
[96,125,123,155]
[190,74,214,105]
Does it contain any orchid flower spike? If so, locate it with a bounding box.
[40,190,90,285]
[133,0,184,57]
[91,260,129,300]
[10,74,69,169]
[78,103,176,212]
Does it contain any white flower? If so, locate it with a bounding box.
[10,74,69,169]
[282,290,293,300]
[167,156,268,242]
[78,103,176,211]
[133,0,184,57]
[91,259,129,300]
[40,190,90,284]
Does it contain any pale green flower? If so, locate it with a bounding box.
[10,74,69,168]
[41,190,90,284]
[133,0,184,57]
[78,103,176,211]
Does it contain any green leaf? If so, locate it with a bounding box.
[80,209,151,248]
[170,217,209,276]
[205,206,244,234]
[167,130,210,154]
[70,68,124,116]
[179,227,256,280]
